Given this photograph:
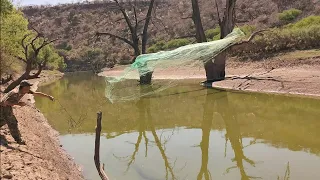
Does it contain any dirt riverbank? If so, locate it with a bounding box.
[99,50,320,98]
[0,71,84,180]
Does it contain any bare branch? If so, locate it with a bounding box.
[31,26,43,37]
[137,17,148,25]
[95,32,135,48]
[235,29,269,45]
[114,0,135,34]
[141,0,155,54]
[214,0,222,25]
[30,34,40,52]
[20,34,32,60]
[94,112,109,180]
[37,38,59,52]
[133,5,138,29]
[115,17,125,23]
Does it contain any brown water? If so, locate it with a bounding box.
[35,72,320,180]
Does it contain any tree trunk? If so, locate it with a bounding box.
[139,72,153,85]
[204,52,226,83]
[191,0,207,43]
[4,62,32,93]
[204,0,236,83]
[27,64,44,79]
[4,72,29,93]
[141,0,155,54]
[220,0,236,39]
[139,0,155,85]
[132,38,141,60]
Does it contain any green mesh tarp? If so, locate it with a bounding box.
[105,28,245,103]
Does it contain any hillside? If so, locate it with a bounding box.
[21,0,320,71]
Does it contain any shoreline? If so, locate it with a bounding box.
[99,54,320,99]
[0,71,84,180]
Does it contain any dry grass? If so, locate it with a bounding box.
[278,49,320,61]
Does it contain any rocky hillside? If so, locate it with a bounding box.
[21,0,320,71]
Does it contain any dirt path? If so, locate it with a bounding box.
[0,71,84,180]
[100,51,320,98]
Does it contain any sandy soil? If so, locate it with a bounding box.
[100,54,320,98]
[0,71,84,180]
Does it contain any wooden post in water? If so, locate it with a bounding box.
[94,111,109,180]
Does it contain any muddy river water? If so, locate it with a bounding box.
[36,72,320,180]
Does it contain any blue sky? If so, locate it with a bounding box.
[14,0,83,6]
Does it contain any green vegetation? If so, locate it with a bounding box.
[20,1,319,67]
[148,39,191,53]
[204,25,256,41]
[234,16,320,56]
[0,0,65,76]
[205,27,220,39]
[0,1,29,75]
[147,40,166,53]
[278,8,302,22]
[164,38,191,49]
[147,24,257,53]
[285,15,320,29]
[40,45,67,71]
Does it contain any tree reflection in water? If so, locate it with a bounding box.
[114,85,179,180]
[113,86,296,180]
[197,88,260,180]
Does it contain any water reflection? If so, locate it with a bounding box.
[36,73,320,180]
[119,85,178,179]
[215,91,258,180]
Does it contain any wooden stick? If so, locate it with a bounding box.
[94,112,109,180]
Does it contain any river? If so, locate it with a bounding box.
[35,72,320,180]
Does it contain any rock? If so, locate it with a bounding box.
[25,162,33,165]
[6,165,13,170]
[3,174,13,179]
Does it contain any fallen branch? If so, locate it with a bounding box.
[94,112,109,180]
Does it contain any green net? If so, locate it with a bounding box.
[104,28,245,103]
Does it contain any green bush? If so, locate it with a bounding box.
[205,27,220,39]
[278,8,302,22]
[233,25,320,56]
[164,38,191,49]
[147,40,166,53]
[240,25,257,35]
[285,16,320,29]
[148,39,191,53]
[211,25,256,41]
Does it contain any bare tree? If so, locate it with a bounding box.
[191,0,207,43]
[4,29,58,93]
[190,0,266,83]
[96,0,155,84]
